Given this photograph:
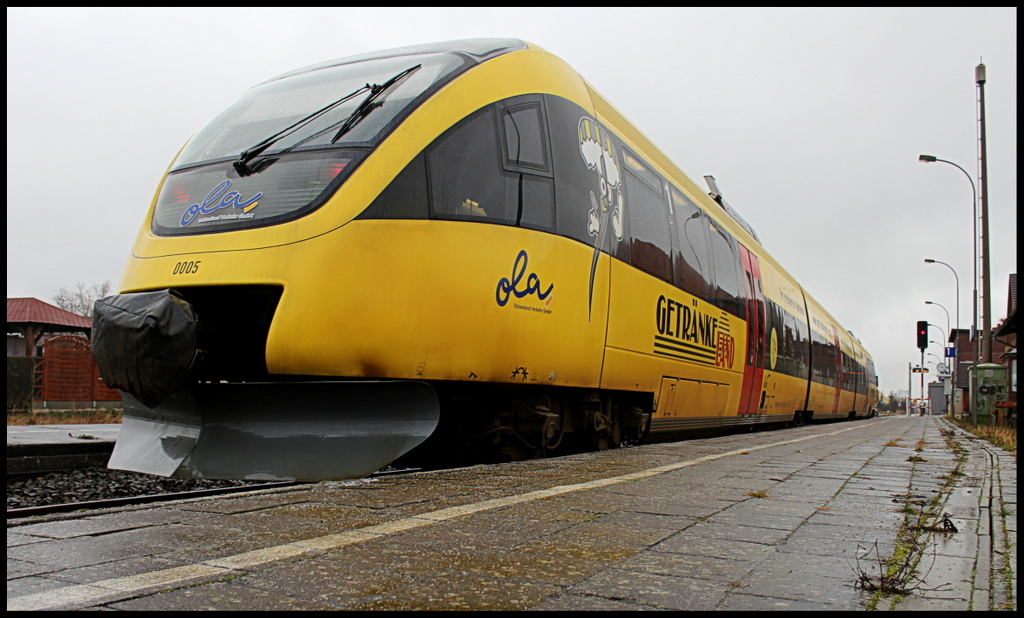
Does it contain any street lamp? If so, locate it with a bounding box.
[924,301,950,343]
[923,260,960,339]
[919,157,978,422]
[924,261,961,415]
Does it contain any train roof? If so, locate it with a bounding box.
[262,38,528,86]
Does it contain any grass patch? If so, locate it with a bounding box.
[7,408,122,426]
[947,417,1016,457]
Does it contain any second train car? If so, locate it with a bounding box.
[92,38,878,480]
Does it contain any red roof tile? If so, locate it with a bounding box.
[7,298,92,329]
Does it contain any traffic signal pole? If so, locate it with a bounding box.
[920,349,925,415]
[915,320,929,415]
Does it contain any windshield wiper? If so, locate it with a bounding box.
[329,64,421,144]
[233,85,372,177]
[233,64,422,177]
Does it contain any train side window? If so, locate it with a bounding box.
[427,106,517,224]
[356,152,428,219]
[621,150,672,283]
[670,186,712,300]
[706,218,744,317]
[812,330,836,387]
[499,101,555,232]
[500,104,550,173]
[519,175,555,231]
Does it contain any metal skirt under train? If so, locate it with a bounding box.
[108,380,439,481]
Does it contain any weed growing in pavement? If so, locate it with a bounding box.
[852,538,948,598]
[857,431,966,609]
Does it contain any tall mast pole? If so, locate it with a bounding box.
[976,62,991,365]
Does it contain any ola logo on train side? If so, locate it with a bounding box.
[495,249,554,313]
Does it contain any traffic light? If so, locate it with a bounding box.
[916,320,928,350]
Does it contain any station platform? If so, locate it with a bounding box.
[7,425,119,475]
[7,417,1016,611]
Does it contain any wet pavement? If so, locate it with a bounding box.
[7,416,1016,611]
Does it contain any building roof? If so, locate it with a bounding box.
[7,298,92,329]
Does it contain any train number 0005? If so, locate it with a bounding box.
[172,260,201,275]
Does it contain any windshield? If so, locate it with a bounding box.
[174,53,465,169]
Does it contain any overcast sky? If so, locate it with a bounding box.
[6,8,1017,396]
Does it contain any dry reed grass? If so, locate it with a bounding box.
[949,417,1017,457]
[7,409,122,426]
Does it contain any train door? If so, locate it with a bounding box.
[738,245,766,416]
[831,326,843,415]
[850,353,862,416]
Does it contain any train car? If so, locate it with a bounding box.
[92,38,877,481]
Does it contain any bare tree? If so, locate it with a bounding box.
[53,281,112,317]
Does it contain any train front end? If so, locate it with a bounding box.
[92,40,531,480]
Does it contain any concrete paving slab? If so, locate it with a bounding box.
[7,532,50,548]
[719,591,861,610]
[6,527,180,570]
[565,567,727,611]
[109,580,332,611]
[652,534,776,562]
[6,573,74,599]
[676,520,793,545]
[733,553,873,608]
[351,570,566,611]
[529,592,660,610]
[707,509,807,531]
[614,550,755,582]
[7,558,60,579]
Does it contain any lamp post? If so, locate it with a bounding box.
[923,260,960,341]
[925,261,961,415]
[924,301,951,344]
[919,157,978,423]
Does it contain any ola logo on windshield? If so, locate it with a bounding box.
[180,180,262,227]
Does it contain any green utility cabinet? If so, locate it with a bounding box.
[970,363,1009,422]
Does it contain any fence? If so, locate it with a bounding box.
[23,335,121,407]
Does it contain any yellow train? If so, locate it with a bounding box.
[92,38,877,481]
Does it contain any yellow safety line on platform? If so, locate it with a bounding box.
[8,419,891,611]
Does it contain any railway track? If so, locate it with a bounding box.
[6,466,422,520]
[6,480,303,519]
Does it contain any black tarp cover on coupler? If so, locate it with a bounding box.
[92,290,198,409]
